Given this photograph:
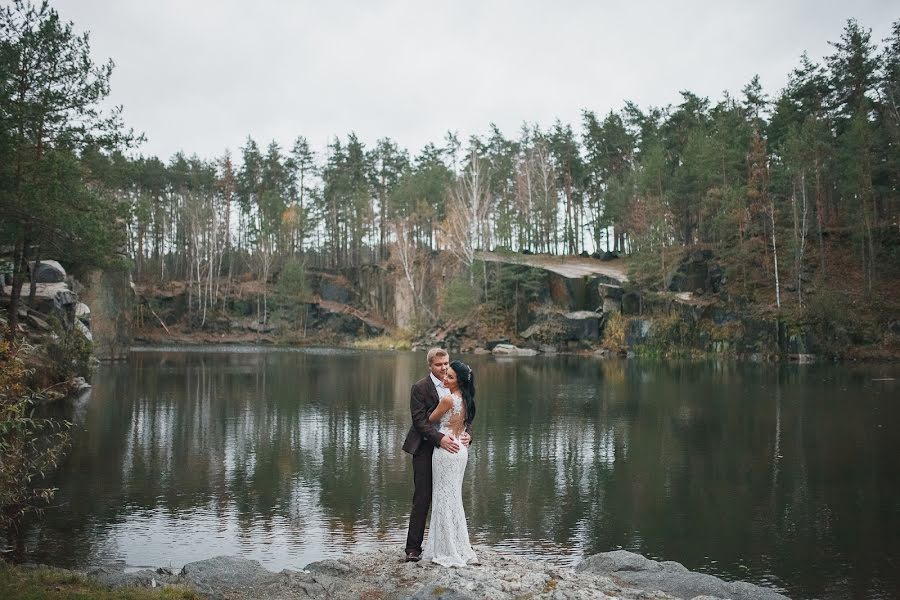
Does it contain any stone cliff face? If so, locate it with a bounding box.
[414,251,895,360]
[132,265,398,345]
[2,260,81,337]
[2,259,135,361]
[128,249,896,361]
[0,259,114,390]
[78,266,134,360]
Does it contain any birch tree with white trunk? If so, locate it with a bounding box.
[390,219,434,324]
[444,152,491,284]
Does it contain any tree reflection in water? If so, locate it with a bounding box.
[16,350,900,600]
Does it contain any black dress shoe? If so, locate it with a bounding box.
[405,552,421,562]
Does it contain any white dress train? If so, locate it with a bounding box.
[422,393,477,567]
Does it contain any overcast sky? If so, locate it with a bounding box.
[51,0,896,162]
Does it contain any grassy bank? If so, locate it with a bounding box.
[0,563,199,600]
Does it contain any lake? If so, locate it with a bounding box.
[15,347,900,599]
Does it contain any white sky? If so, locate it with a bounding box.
[51,0,897,162]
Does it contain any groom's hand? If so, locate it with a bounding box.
[460,431,471,447]
[439,435,460,454]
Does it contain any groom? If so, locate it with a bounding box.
[402,347,471,562]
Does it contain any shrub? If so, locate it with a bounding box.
[802,289,861,357]
[277,258,309,300]
[602,313,626,350]
[43,317,92,384]
[0,339,72,531]
[441,275,477,322]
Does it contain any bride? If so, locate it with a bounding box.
[422,360,478,567]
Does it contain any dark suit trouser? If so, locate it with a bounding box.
[405,447,433,554]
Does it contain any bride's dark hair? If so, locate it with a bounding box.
[449,360,476,424]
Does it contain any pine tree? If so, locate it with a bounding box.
[0,0,132,340]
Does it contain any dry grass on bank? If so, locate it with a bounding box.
[0,563,199,600]
[352,335,412,351]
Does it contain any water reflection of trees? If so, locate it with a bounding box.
[464,359,899,599]
[21,354,900,599]
[25,350,423,564]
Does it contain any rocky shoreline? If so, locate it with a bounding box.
[77,546,790,600]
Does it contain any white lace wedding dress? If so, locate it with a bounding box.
[422,393,477,567]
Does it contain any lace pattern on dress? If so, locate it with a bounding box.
[422,393,477,567]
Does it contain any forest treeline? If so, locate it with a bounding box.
[2,0,899,335]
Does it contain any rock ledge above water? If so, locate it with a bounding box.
[86,546,790,600]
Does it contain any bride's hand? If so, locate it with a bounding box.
[459,430,471,447]
[439,435,460,454]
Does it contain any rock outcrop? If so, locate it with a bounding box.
[665,249,725,295]
[84,546,789,600]
[577,551,789,600]
[520,310,603,347]
[2,281,80,339]
[29,259,67,283]
[492,343,539,356]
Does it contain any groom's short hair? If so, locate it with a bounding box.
[426,348,449,365]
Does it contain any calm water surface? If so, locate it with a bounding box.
[15,348,900,599]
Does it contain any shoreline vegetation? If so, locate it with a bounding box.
[126,246,898,363]
[0,545,790,600]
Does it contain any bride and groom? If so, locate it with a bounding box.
[402,348,478,567]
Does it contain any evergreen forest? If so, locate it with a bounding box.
[1,1,898,347]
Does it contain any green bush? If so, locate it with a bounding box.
[802,289,858,356]
[441,275,477,321]
[43,317,93,384]
[627,248,672,291]
[482,262,546,330]
[1,340,71,531]
[277,258,309,300]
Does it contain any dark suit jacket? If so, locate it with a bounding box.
[401,376,474,455]
[402,376,443,456]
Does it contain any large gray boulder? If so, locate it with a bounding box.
[87,565,161,589]
[74,319,93,342]
[603,297,622,313]
[665,249,725,295]
[178,556,284,598]
[521,309,601,344]
[621,291,642,315]
[598,282,624,315]
[29,260,67,283]
[625,318,653,347]
[576,551,790,600]
[598,282,624,300]
[75,302,91,324]
[492,343,539,356]
[564,310,602,340]
[23,309,52,332]
[90,556,297,600]
[22,282,77,316]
